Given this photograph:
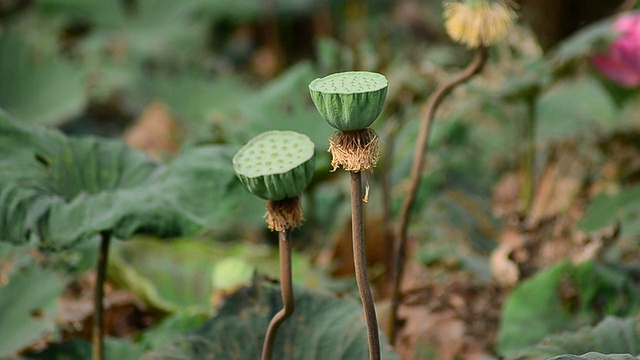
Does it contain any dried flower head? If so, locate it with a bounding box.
[328,128,380,172]
[443,0,517,48]
[265,195,304,232]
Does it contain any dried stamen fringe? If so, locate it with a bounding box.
[328,128,380,172]
[265,195,304,232]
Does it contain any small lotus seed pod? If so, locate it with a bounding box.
[233,131,315,201]
[308,71,388,131]
[443,0,517,49]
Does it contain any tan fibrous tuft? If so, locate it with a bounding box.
[328,128,380,172]
[265,195,304,232]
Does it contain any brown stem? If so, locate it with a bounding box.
[92,231,111,360]
[261,230,294,360]
[519,95,537,213]
[350,171,381,360]
[388,46,489,343]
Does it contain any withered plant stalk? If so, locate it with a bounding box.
[351,170,381,360]
[261,196,303,360]
[388,46,489,343]
[261,229,294,360]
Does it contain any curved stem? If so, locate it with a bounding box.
[261,230,294,360]
[92,232,111,360]
[350,171,381,360]
[388,46,489,343]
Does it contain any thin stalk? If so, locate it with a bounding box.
[261,230,294,360]
[350,171,381,360]
[388,46,489,343]
[519,95,537,213]
[92,231,111,360]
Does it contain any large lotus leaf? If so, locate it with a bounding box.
[550,19,616,68]
[198,0,315,20]
[137,313,209,351]
[108,238,340,315]
[508,316,640,360]
[579,186,640,238]
[498,261,640,356]
[498,262,575,356]
[142,280,399,360]
[535,76,618,142]
[37,0,207,58]
[107,239,226,314]
[0,265,66,357]
[0,111,252,249]
[546,354,638,360]
[36,0,127,28]
[0,32,86,126]
[237,62,333,148]
[148,73,251,139]
[16,338,144,360]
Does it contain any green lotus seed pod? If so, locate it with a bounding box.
[308,71,388,131]
[233,131,315,201]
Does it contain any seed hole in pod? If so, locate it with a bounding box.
[285,153,292,158]
[266,161,272,166]
[256,162,263,166]
[281,146,288,151]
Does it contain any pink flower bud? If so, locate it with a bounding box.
[592,12,640,88]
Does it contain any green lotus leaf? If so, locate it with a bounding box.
[142,279,400,360]
[0,110,249,249]
[546,353,638,360]
[309,71,388,131]
[498,261,640,357]
[17,338,144,360]
[233,130,315,201]
[507,316,640,360]
[0,32,86,126]
[0,265,66,357]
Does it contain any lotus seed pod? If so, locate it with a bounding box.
[233,131,315,201]
[309,71,388,131]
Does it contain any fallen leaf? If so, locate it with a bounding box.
[124,101,181,160]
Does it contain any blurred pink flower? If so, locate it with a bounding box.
[592,12,640,87]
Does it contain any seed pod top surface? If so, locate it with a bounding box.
[233,130,315,201]
[309,71,388,131]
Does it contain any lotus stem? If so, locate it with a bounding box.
[261,230,294,360]
[519,95,537,213]
[92,231,111,360]
[350,170,381,360]
[388,46,489,343]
